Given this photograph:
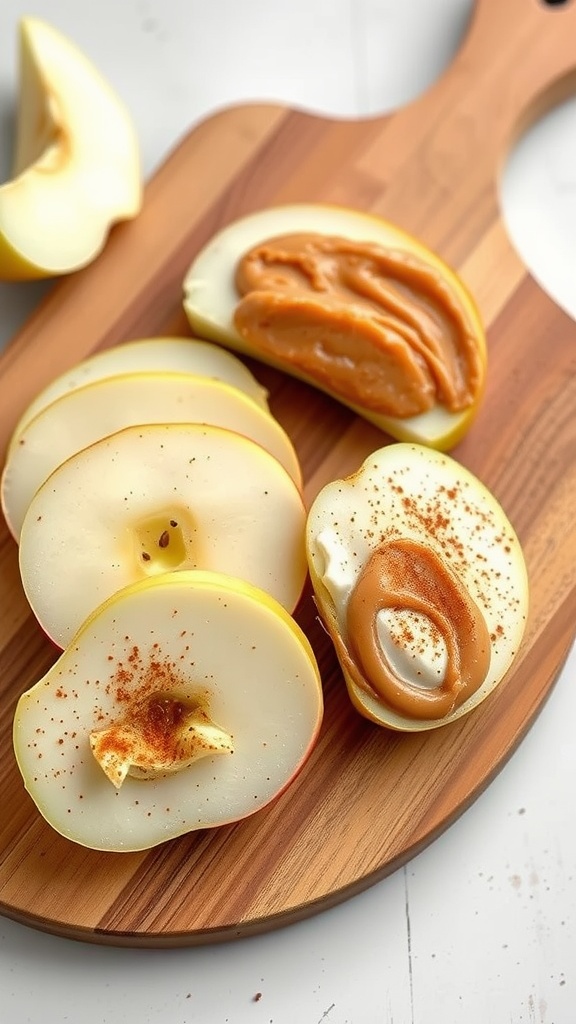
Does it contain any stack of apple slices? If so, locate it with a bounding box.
[2,335,309,646]
[6,337,324,852]
[2,367,302,542]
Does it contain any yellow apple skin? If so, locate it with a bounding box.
[7,336,270,449]
[1,369,302,540]
[0,17,142,280]
[13,570,323,852]
[183,204,487,451]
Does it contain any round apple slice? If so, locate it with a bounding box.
[9,336,269,447]
[306,443,529,732]
[13,569,323,852]
[183,204,487,451]
[2,369,301,540]
[0,17,141,280]
[19,422,308,648]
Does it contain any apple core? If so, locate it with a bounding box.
[134,513,190,574]
[90,691,234,789]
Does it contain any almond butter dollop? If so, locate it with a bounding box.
[234,233,483,418]
[334,538,491,720]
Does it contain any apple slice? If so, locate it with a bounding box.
[19,422,308,648]
[9,336,269,446]
[12,569,323,852]
[183,204,487,451]
[2,369,302,539]
[0,17,141,280]
[306,443,529,731]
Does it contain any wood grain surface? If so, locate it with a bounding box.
[0,0,575,946]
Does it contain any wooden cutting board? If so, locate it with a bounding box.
[0,0,575,947]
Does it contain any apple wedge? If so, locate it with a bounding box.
[0,17,141,280]
[13,569,323,852]
[306,443,529,731]
[9,336,269,446]
[19,422,308,648]
[182,204,487,451]
[2,369,302,539]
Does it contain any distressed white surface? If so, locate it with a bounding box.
[0,1,575,1021]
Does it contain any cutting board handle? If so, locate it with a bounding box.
[447,0,576,146]
[365,0,576,268]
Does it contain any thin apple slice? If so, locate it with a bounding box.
[306,443,529,731]
[2,369,302,539]
[9,337,269,446]
[19,422,308,648]
[183,204,487,451]
[0,17,141,280]
[13,569,323,852]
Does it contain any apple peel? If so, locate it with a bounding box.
[1,369,301,540]
[8,336,270,447]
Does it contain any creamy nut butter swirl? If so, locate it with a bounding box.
[234,233,483,418]
[343,539,491,719]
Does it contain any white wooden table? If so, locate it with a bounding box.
[0,2,575,1020]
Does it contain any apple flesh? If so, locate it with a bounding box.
[2,369,302,539]
[182,204,487,451]
[9,336,269,446]
[0,17,141,280]
[12,569,323,852]
[19,422,308,648]
[306,443,529,731]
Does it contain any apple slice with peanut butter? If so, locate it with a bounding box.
[305,443,529,732]
[183,204,487,450]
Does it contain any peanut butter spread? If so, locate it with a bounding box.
[337,538,491,720]
[234,233,483,419]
